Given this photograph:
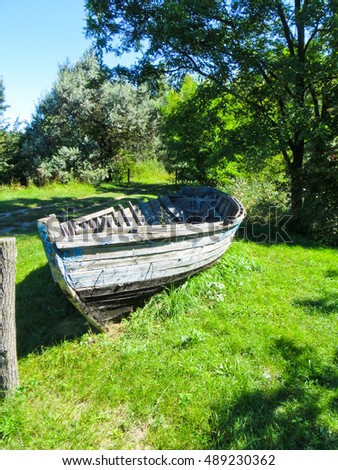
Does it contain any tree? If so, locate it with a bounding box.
[20,51,161,185]
[86,0,338,230]
[0,78,7,120]
[161,75,244,185]
[0,80,22,184]
[0,78,7,166]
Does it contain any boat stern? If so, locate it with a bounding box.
[37,214,63,282]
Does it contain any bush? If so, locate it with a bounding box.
[302,153,338,246]
[36,147,79,185]
[226,175,290,223]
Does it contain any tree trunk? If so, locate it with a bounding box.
[0,237,19,395]
[289,141,306,233]
[286,0,307,233]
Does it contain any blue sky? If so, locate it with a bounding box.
[0,0,135,125]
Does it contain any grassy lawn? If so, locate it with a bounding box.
[0,181,337,450]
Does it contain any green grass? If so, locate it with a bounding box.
[0,175,173,235]
[131,158,172,185]
[0,181,337,450]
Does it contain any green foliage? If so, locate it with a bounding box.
[161,76,244,184]
[0,78,7,122]
[229,176,289,221]
[226,154,290,222]
[18,51,161,186]
[0,79,8,176]
[0,80,24,184]
[1,127,23,183]
[86,0,338,232]
[302,150,338,245]
[36,147,79,184]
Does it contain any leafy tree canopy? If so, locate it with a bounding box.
[0,78,6,120]
[19,50,161,185]
[86,0,338,231]
[161,75,245,185]
[0,78,9,176]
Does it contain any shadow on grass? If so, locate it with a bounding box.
[16,264,91,357]
[235,221,322,249]
[102,182,178,195]
[208,337,338,450]
[326,268,338,279]
[0,183,175,236]
[294,294,338,315]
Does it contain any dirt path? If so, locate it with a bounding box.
[0,195,127,234]
[0,204,58,234]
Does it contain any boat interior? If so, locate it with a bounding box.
[58,187,245,237]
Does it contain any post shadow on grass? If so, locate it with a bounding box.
[15,264,91,357]
[208,337,338,450]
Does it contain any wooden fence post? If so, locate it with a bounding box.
[0,237,19,395]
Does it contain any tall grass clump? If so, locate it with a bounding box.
[130,158,171,184]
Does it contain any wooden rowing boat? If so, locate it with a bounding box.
[37,186,245,330]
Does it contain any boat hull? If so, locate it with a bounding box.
[37,187,245,330]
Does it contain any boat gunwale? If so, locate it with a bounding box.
[48,217,243,249]
[37,189,246,250]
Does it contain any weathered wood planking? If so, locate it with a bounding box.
[127,202,144,226]
[38,186,245,330]
[54,221,229,249]
[67,243,228,287]
[75,256,223,323]
[61,233,226,269]
[66,241,230,289]
[138,199,160,224]
[0,237,19,394]
[61,202,149,235]
[63,236,230,274]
